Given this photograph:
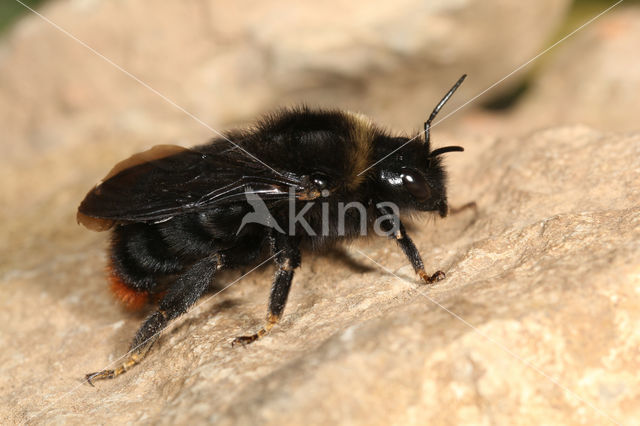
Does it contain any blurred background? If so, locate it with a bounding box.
[2,0,636,116]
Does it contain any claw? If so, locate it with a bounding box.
[231,334,259,348]
[85,369,114,386]
[231,314,279,347]
[418,269,445,284]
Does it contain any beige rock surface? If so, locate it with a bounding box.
[2,126,639,425]
[2,1,640,425]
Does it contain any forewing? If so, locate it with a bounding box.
[77,144,300,230]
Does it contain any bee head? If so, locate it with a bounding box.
[374,138,462,217]
[372,75,466,217]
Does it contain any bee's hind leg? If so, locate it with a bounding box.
[85,255,219,385]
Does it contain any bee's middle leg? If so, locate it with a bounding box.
[232,234,300,347]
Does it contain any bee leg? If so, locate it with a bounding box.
[232,234,300,347]
[394,221,445,285]
[376,205,444,284]
[449,201,477,215]
[86,255,219,385]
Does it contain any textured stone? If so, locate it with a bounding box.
[2,126,639,424]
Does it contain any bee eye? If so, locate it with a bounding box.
[312,174,329,189]
[401,169,431,201]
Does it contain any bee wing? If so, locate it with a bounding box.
[77,144,303,231]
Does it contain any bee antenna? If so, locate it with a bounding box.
[429,146,464,157]
[424,74,467,146]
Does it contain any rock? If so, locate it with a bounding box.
[2,126,639,424]
[501,8,640,135]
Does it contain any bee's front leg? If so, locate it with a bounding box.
[393,222,445,284]
[376,206,444,284]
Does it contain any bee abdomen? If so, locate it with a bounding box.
[158,214,222,257]
[107,223,185,308]
[107,262,150,310]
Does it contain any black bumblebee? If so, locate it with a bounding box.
[78,75,468,385]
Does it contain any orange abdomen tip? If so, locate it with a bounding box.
[107,265,149,310]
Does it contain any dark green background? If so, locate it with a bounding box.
[0,0,46,34]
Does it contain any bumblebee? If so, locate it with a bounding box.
[78,75,468,384]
